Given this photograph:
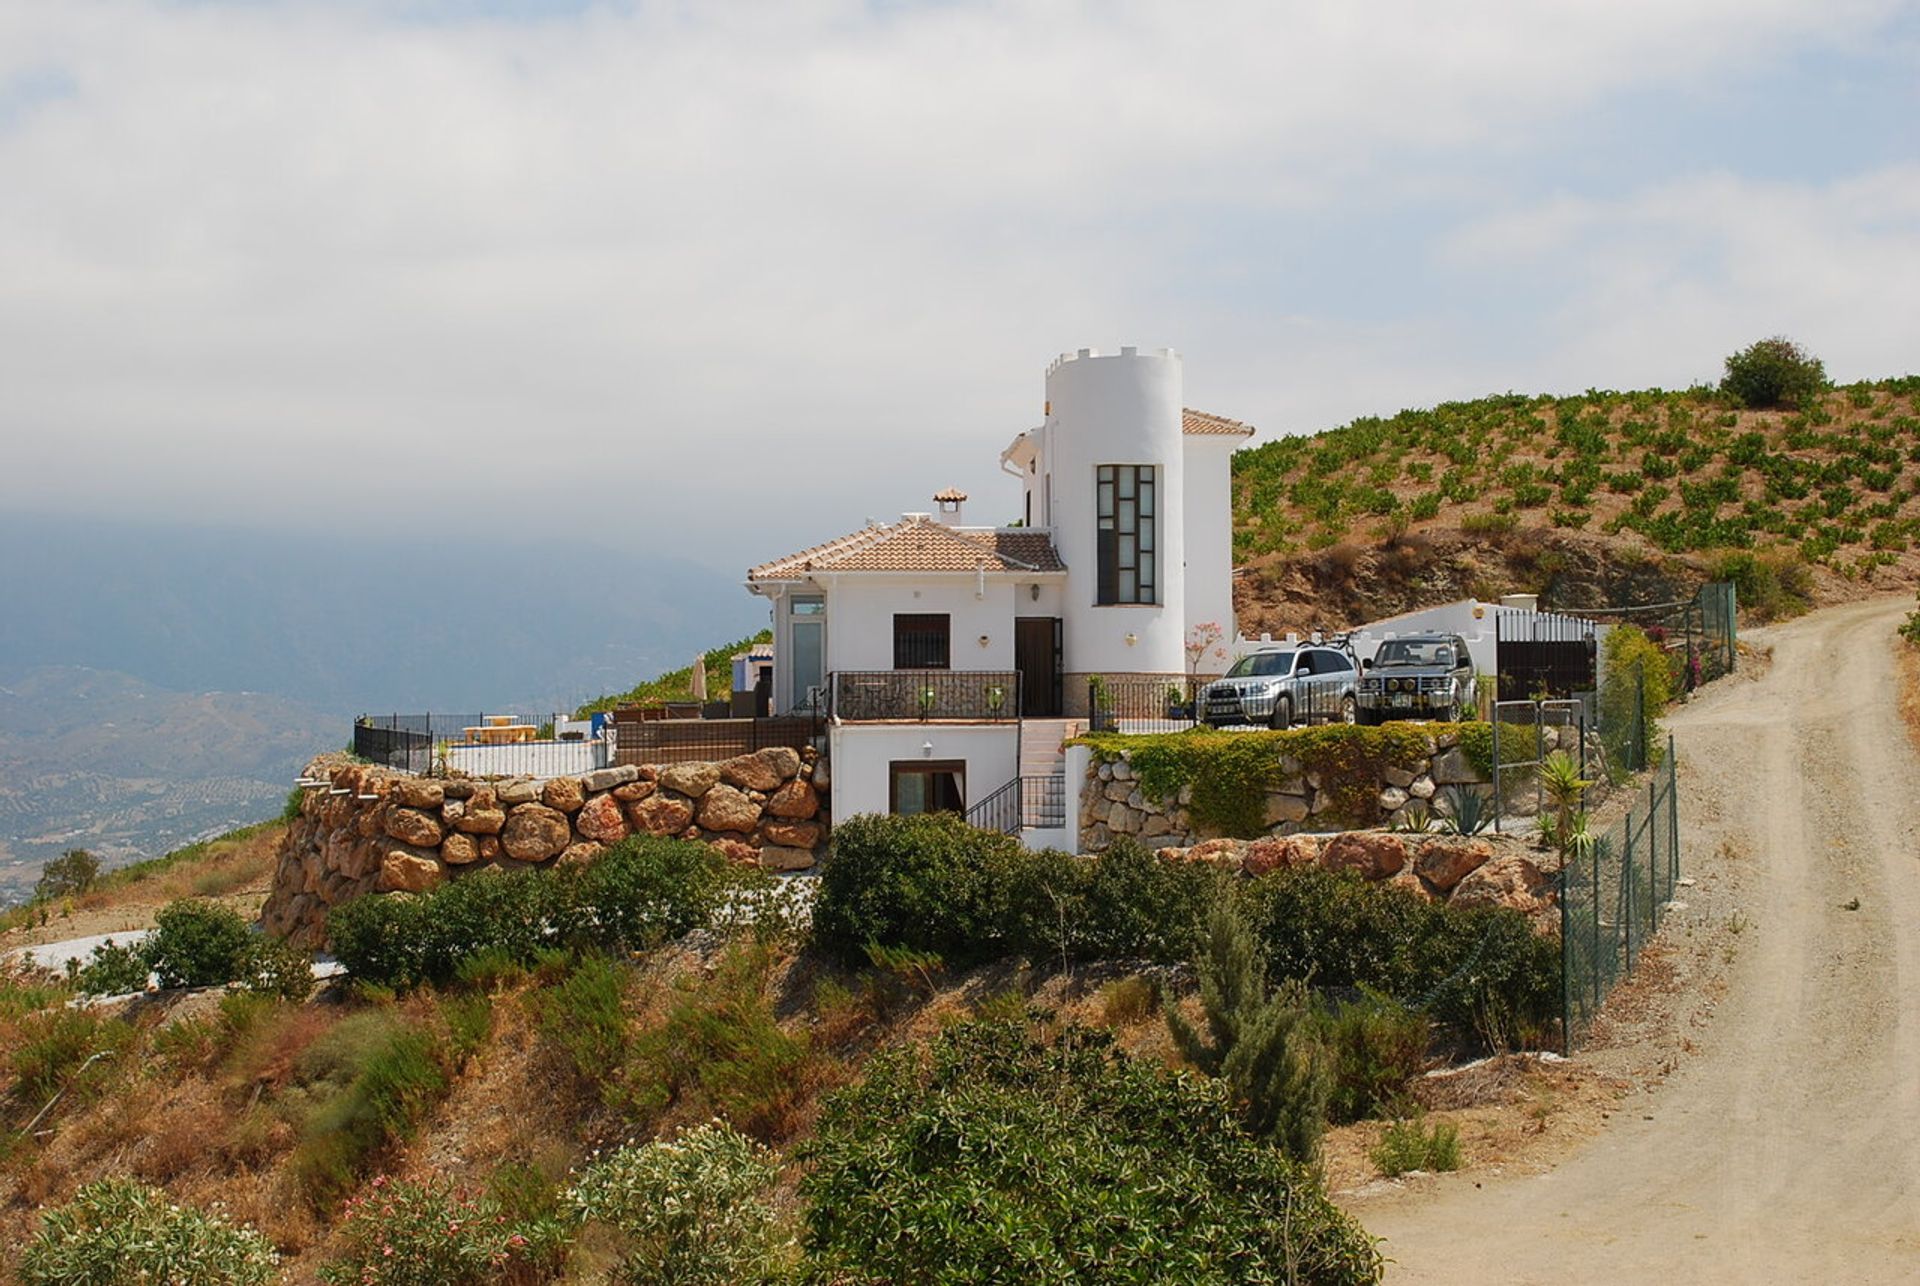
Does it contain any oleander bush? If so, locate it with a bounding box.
[319,1174,565,1286]
[20,1179,278,1286]
[800,1018,1382,1285]
[570,1122,787,1286]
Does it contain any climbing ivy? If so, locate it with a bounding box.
[1075,724,1441,836]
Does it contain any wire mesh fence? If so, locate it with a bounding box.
[1561,735,1680,1051]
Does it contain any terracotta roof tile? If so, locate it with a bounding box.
[932,487,969,502]
[1183,407,1256,437]
[750,516,1064,579]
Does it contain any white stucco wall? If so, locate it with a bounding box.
[1043,347,1187,676]
[828,723,1021,821]
[1181,433,1238,675]
[822,574,1018,673]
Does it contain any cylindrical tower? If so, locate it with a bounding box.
[1043,346,1186,700]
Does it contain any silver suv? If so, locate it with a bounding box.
[1199,645,1358,729]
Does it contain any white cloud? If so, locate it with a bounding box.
[1442,166,1920,391]
[0,0,1909,565]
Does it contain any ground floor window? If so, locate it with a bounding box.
[890,760,966,815]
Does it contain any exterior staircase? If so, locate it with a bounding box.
[1018,718,1077,830]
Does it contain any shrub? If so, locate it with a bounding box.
[801,1018,1381,1285]
[570,1122,786,1286]
[1720,336,1828,409]
[146,899,255,988]
[319,1174,564,1286]
[1238,866,1560,1044]
[240,933,315,1001]
[531,953,641,1113]
[812,812,1030,966]
[21,1179,277,1285]
[329,836,731,989]
[1708,548,1813,622]
[1371,1114,1463,1176]
[628,943,816,1141]
[292,1022,452,1208]
[1599,624,1673,769]
[1320,991,1431,1124]
[9,1008,133,1107]
[33,849,99,902]
[69,938,150,995]
[1167,902,1329,1161]
[1099,975,1159,1027]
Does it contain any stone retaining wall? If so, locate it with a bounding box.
[1080,725,1579,851]
[263,747,830,944]
[1154,831,1557,926]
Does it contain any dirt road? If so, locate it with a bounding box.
[1360,595,1920,1283]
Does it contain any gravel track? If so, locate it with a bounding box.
[1361,594,1920,1283]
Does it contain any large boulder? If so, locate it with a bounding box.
[765,780,819,820]
[707,837,760,866]
[377,847,444,893]
[630,793,695,836]
[497,778,541,805]
[501,803,571,861]
[451,805,506,836]
[1320,831,1409,880]
[576,793,631,843]
[1414,837,1495,894]
[761,845,817,872]
[698,783,762,834]
[394,778,445,809]
[1263,793,1310,826]
[558,841,606,869]
[612,780,656,803]
[542,777,586,813]
[1242,834,1321,876]
[582,765,639,792]
[761,818,821,849]
[383,806,444,848]
[1449,854,1552,915]
[659,762,721,798]
[1430,747,1483,785]
[440,832,481,866]
[722,747,800,792]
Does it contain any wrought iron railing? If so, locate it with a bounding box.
[965,772,1067,834]
[830,670,1021,722]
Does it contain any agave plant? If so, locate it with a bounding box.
[1437,785,1491,836]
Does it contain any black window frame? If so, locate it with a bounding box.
[893,613,952,670]
[1095,464,1157,605]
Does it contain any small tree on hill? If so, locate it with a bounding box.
[34,848,100,901]
[1721,336,1827,409]
[1168,900,1330,1161]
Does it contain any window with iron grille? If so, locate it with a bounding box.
[893,614,951,669]
[1096,464,1156,605]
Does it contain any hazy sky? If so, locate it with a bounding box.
[2,0,1916,572]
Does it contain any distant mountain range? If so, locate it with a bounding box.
[0,513,766,894]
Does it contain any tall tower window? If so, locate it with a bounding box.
[1095,464,1156,604]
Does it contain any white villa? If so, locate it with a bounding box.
[745,346,1252,846]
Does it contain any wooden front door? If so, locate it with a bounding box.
[1015,617,1062,716]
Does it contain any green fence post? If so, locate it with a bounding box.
[1592,834,1603,1018]
[1669,735,1680,891]
[1561,866,1573,1055]
[1623,808,1636,971]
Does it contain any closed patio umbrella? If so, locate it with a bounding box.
[690,655,708,703]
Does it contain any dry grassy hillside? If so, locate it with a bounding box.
[1231,378,1920,632]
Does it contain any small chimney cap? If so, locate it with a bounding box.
[934,487,968,503]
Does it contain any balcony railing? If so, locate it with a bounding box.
[830,670,1021,723]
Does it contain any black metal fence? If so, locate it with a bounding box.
[1571,581,1739,693]
[965,773,1068,834]
[1562,736,1680,1051]
[830,671,1021,722]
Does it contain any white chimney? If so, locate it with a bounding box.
[933,488,968,526]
